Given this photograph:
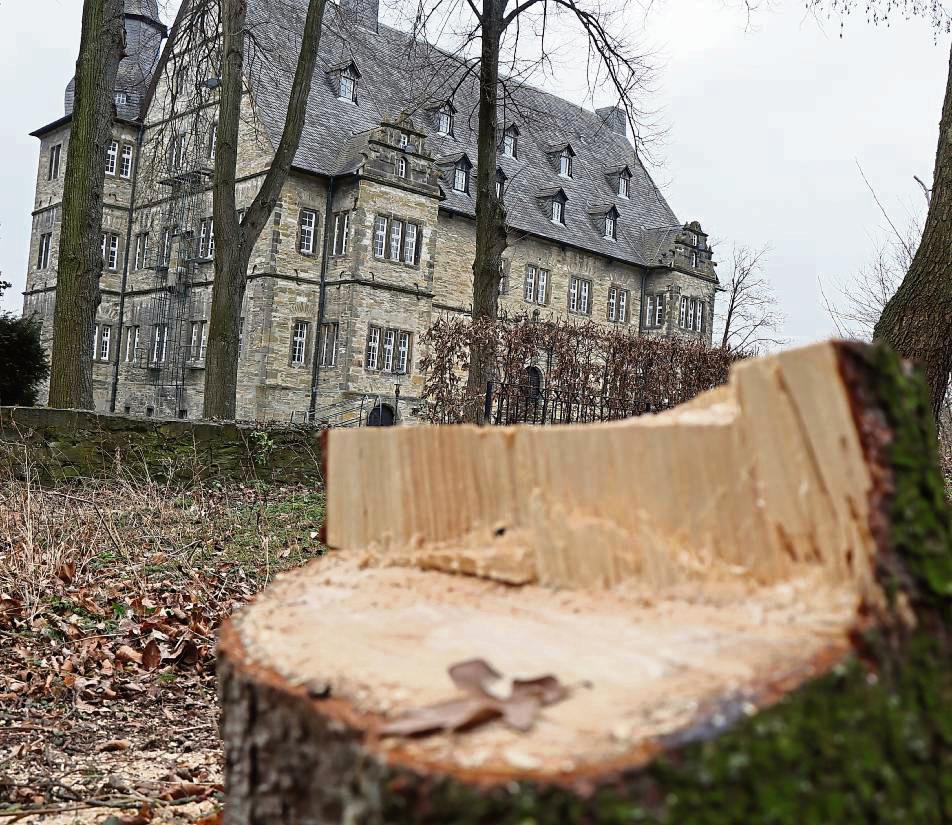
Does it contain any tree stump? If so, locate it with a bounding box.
[218,342,952,824]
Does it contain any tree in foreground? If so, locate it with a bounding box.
[716,243,784,353]
[0,315,50,407]
[203,0,328,419]
[219,340,952,823]
[48,0,125,409]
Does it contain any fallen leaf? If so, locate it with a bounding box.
[56,561,77,584]
[116,645,142,665]
[97,738,132,753]
[142,639,161,671]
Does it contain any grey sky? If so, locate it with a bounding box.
[0,0,947,349]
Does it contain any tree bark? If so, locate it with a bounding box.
[874,41,952,420]
[203,0,327,420]
[220,341,952,824]
[48,0,125,409]
[463,0,508,422]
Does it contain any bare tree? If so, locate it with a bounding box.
[404,0,654,418]
[715,244,784,354]
[48,0,126,409]
[203,0,329,418]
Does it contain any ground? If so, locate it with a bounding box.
[0,473,325,824]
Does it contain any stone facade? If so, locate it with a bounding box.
[21,0,719,424]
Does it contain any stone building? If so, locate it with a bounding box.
[23,0,719,423]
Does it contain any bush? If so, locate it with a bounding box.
[419,314,740,424]
[0,313,49,406]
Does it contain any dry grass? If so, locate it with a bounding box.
[0,466,324,823]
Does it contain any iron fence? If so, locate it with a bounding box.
[484,380,663,426]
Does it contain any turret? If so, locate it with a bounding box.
[64,0,167,120]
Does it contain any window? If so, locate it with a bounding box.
[502,126,518,158]
[646,294,665,327]
[691,250,699,268]
[389,219,403,260]
[168,134,186,170]
[207,122,218,159]
[679,296,689,328]
[397,157,408,178]
[320,322,338,367]
[190,320,207,360]
[151,324,168,363]
[291,321,309,365]
[95,324,111,361]
[559,149,573,178]
[37,233,52,269]
[366,325,412,373]
[373,216,420,264]
[619,172,630,198]
[338,69,358,102]
[365,325,381,370]
[105,141,118,175]
[551,199,564,224]
[134,232,149,270]
[396,331,411,374]
[382,329,395,372]
[299,209,317,255]
[125,325,140,362]
[199,218,215,259]
[679,298,706,332]
[332,211,350,255]
[607,287,629,323]
[120,145,133,179]
[568,276,591,314]
[436,107,453,135]
[48,143,62,180]
[605,213,616,240]
[238,317,245,356]
[115,91,128,106]
[160,227,173,267]
[694,299,705,332]
[524,265,548,305]
[398,132,409,149]
[101,233,119,270]
[453,163,469,193]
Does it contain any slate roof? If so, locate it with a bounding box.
[245,0,683,269]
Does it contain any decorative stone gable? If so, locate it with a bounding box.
[360,121,442,196]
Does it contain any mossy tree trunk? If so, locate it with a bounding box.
[874,41,952,421]
[48,0,125,410]
[203,0,327,420]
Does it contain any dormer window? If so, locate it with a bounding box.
[618,169,631,198]
[399,132,409,148]
[559,149,573,178]
[502,125,519,159]
[604,208,618,240]
[454,163,469,193]
[552,200,564,224]
[115,91,128,106]
[436,103,455,136]
[330,62,361,103]
[495,168,507,199]
[540,187,567,225]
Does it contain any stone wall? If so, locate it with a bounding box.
[0,406,322,486]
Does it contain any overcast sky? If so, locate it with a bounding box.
[0,0,947,347]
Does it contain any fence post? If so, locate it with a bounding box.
[483,381,493,425]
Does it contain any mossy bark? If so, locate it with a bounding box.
[218,342,952,825]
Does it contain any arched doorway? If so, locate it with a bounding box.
[525,366,543,403]
[367,403,395,427]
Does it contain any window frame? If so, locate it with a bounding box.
[568,275,592,315]
[320,322,338,367]
[605,213,616,240]
[125,325,140,363]
[523,264,549,306]
[332,211,350,256]
[436,107,454,136]
[119,144,134,179]
[372,215,421,266]
[291,320,310,366]
[105,141,118,176]
[453,164,469,194]
[338,69,358,103]
[559,149,573,178]
[198,217,215,259]
[97,324,111,361]
[502,126,518,158]
[48,143,62,181]
[397,156,408,178]
[101,233,120,271]
[298,209,317,255]
[37,232,52,269]
[618,172,630,199]
[551,199,564,225]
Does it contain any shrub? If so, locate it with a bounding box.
[418,314,740,424]
[0,313,49,406]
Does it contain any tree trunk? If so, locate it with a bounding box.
[203,0,327,420]
[220,341,952,824]
[874,41,952,420]
[48,0,125,409]
[464,0,508,422]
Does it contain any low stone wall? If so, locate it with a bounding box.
[0,407,323,486]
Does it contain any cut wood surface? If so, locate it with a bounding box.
[219,341,952,824]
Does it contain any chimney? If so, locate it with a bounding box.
[596,105,627,138]
[341,0,380,32]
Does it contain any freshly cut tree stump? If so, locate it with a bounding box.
[219,342,952,825]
